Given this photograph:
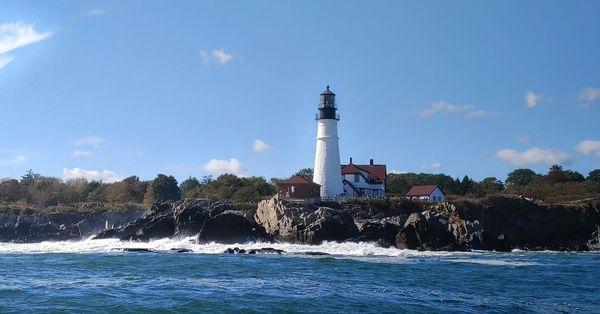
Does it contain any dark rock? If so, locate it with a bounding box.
[114,248,155,253]
[354,215,407,247]
[303,251,329,256]
[224,247,285,254]
[395,212,465,251]
[197,212,255,244]
[171,248,193,253]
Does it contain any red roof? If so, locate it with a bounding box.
[406,185,441,196]
[277,175,319,185]
[341,163,387,184]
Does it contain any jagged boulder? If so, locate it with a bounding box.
[196,212,257,244]
[255,197,358,244]
[395,211,465,251]
[354,215,407,247]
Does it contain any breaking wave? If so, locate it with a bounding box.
[0,237,547,266]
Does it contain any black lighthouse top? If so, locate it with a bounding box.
[317,86,339,120]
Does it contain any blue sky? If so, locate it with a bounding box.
[1,0,599,183]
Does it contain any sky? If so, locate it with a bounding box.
[0,0,599,183]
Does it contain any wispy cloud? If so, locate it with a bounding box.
[72,150,92,157]
[420,101,474,118]
[496,147,569,166]
[0,54,14,70]
[577,87,600,109]
[82,9,107,16]
[253,139,271,153]
[420,100,498,119]
[202,158,246,176]
[0,151,26,166]
[421,162,443,170]
[576,139,600,157]
[516,135,532,144]
[524,91,542,108]
[0,21,52,70]
[200,49,236,65]
[73,136,104,148]
[62,167,122,183]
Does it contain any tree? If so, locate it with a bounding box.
[549,165,563,172]
[294,168,314,181]
[480,177,504,195]
[588,169,600,182]
[0,179,23,202]
[106,176,147,203]
[143,174,181,204]
[564,170,585,182]
[506,169,538,187]
[179,177,200,198]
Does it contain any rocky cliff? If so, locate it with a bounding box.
[4,196,599,251]
[0,203,146,243]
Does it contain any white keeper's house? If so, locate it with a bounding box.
[341,158,387,199]
[406,185,446,202]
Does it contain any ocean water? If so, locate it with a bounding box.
[1,239,599,313]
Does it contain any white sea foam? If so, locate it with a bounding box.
[0,238,545,266]
[0,237,457,257]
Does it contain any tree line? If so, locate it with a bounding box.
[1,166,599,207]
[0,171,275,207]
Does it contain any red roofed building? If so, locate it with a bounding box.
[406,185,446,202]
[277,176,320,201]
[340,158,387,199]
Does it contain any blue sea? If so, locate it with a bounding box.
[1,239,599,313]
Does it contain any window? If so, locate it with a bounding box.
[291,186,295,193]
[354,174,359,182]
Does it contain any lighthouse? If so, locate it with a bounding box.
[313,86,344,199]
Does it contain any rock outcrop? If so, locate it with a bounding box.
[394,196,600,251]
[95,199,268,243]
[254,196,358,244]
[0,206,145,243]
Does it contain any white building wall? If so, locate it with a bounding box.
[428,187,445,202]
[313,119,344,199]
[342,173,385,199]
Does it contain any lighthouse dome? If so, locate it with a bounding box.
[320,85,335,95]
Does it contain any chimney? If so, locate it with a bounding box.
[349,157,353,164]
[370,158,374,165]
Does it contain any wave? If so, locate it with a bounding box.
[0,237,464,257]
[0,238,554,266]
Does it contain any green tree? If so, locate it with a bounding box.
[179,177,201,198]
[106,176,147,203]
[588,169,600,182]
[506,169,539,187]
[479,177,504,195]
[143,174,181,204]
[294,168,314,181]
[564,170,585,182]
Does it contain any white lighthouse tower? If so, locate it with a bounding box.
[313,86,344,199]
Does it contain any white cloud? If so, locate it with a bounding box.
[0,21,52,55]
[202,158,246,176]
[0,54,14,70]
[73,136,104,148]
[466,110,488,119]
[0,151,26,166]
[200,49,235,65]
[576,140,600,157]
[577,87,600,102]
[420,101,474,118]
[83,9,107,16]
[253,139,271,152]
[516,135,532,144]
[72,150,92,157]
[0,21,51,71]
[421,162,443,170]
[496,147,569,166]
[390,169,408,174]
[62,167,122,183]
[524,91,542,108]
